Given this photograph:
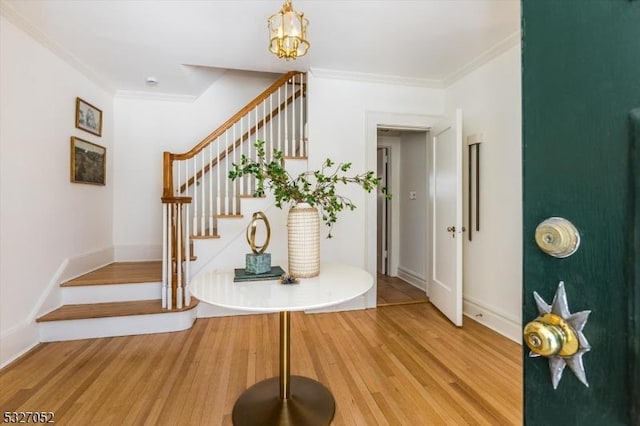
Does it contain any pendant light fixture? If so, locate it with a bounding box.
[268,0,310,60]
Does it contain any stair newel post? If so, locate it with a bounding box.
[161,197,191,310]
[176,202,182,309]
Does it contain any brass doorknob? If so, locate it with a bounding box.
[447,226,456,232]
[523,313,579,357]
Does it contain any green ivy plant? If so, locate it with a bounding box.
[229,140,390,238]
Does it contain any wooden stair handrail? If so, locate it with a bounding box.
[178,86,304,193]
[162,70,304,197]
[173,71,302,161]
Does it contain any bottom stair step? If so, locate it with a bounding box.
[37,299,199,342]
[36,299,197,322]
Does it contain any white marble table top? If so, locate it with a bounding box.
[189,262,373,312]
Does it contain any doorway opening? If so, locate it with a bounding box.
[376,127,429,307]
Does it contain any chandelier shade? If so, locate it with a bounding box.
[268,0,309,60]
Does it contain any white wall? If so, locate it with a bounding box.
[307,73,444,275]
[398,131,428,287]
[0,16,114,366]
[112,71,279,260]
[445,44,522,341]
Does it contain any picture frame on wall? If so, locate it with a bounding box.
[75,97,102,136]
[70,137,106,185]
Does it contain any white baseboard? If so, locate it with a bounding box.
[114,245,162,262]
[463,296,521,343]
[397,266,426,290]
[60,246,115,283]
[1,248,115,368]
[0,321,39,369]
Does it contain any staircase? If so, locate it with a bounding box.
[37,262,198,341]
[36,71,307,340]
[161,70,307,310]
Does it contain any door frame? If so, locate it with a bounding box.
[376,146,391,275]
[364,112,443,308]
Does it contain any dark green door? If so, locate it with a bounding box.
[522,1,639,425]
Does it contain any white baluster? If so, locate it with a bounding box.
[231,123,240,206]
[167,204,173,310]
[210,143,214,234]
[216,137,221,218]
[254,105,259,193]
[293,74,297,156]
[191,158,197,235]
[269,93,274,161]
[224,131,230,215]
[200,153,205,234]
[240,116,245,196]
[278,86,282,153]
[284,79,289,156]
[162,203,168,309]
[301,73,306,156]
[185,203,191,306]
[177,203,183,309]
[232,123,238,214]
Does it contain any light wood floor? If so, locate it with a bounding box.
[377,273,429,306]
[61,261,162,286]
[0,304,522,425]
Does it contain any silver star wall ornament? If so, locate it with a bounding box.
[529,281,591,389]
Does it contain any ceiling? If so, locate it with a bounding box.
[1,0,520,97]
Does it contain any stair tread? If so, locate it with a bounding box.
[36,299,199,322]
[61,261,161,287]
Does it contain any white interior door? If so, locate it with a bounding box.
[430,109,463,326]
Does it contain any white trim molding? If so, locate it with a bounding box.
[310,67,443,89]
[397,266,426,291]
[443,31,521,86]
[463,295,522,343]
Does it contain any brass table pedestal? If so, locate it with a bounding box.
[231,376,335,425]
[232,311,335,426]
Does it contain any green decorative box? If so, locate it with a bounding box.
[245,253,271,274]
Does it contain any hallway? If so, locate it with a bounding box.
[377,274,429,306]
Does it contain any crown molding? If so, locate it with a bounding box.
[0,0,115,94]
[114,90,197,103]
[309,67,444,89]
[443,31,521,86]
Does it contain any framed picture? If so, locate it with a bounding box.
[75,97,103,136]
[70,137,106,185]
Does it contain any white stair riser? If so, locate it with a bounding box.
[38,309,197,342]
[62,282,162,304]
